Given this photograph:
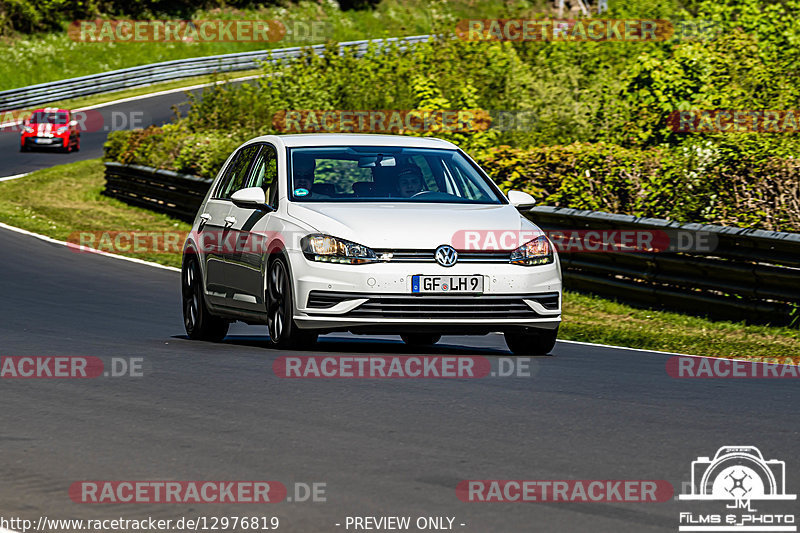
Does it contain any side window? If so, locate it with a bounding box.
[216,144,260,199]
[247,143,279,207]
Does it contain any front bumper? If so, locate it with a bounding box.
[288,249,562,331]
[22,135,66,148]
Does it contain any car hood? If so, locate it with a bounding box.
[29,123,66,134]
[286,202,542,250]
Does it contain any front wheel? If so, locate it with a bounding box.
[267,257,317,349]
[182,258,229,341]
[504,327,558,356]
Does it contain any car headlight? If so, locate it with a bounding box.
[301,234,377,264]
[23,126,34,133]
[56,126,68,134]
[509,235,553,266]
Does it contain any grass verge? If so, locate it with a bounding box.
[0,159,189,265]
[1,158,797,361]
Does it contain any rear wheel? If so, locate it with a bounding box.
[267,257,317,349]
[182,258,229,341]
[401,333,441,346]
[20,145,28,152]
[504,327,558,356]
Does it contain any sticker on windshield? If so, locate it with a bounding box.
[294,188,309,197]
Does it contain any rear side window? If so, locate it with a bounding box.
[216,144,260,199]
[247,144,279,207]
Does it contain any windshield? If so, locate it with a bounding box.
[30,111,68,124]
[287,146,505,204]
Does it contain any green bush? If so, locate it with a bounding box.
[103,124,243,178]
[103,0,800,233]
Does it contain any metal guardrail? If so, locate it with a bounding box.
[104,162,800,326]
[104,162,212,221]
[0,35,432,112]
[526,207,800,326]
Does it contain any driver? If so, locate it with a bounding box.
[395,165,424,198]
[292,155,330,199]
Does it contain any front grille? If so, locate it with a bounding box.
[374,249,511,263]
[306,291,560,318]
[346,295,540,319]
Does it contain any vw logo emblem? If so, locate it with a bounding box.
[434,245,458,267]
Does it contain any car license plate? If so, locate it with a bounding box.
[411,275,483,294]
[34,138,52,144]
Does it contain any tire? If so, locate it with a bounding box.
[267,257,317,349]
[20,145,28,152]
[504,327,559,356]
[401,333,441,346]
[182,258,229,341]
[74,135,80,152]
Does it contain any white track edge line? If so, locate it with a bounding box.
[556,338,695,357]
[0,222,180,272]
[0,172,31,181]
[556,340,797,366]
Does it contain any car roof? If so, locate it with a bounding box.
[247,133,459,150]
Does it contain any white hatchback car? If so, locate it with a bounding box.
[181,134,562,354]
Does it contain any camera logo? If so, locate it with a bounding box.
[680,446,795,501]
[678,446,796,533]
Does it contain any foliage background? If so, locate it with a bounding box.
[99,0,800,231]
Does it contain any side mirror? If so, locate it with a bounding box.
[231,187,273,211]
[507,190,536,209]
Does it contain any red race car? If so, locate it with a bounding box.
[20,108,81,153]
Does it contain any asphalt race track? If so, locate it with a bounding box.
[1,226,798,532]
[0,81,798,533]
[0,89,197,178]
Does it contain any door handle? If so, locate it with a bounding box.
[224,216,236,227]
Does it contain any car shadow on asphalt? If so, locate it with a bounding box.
[171,334,511,356]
